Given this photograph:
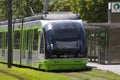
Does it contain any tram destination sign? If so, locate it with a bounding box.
[110,2,120,13]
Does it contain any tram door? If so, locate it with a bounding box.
[39,32,45,60]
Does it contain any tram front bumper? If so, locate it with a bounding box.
[39,58,87,71]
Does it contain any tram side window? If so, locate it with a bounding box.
[21,30,28,59]
[24,30,28,50]
[14,31,20,49]
[33,29,38,50]
[1,32,7,49]
[27,29,34,59]
[0,33,2,48]
[40,33,45,54]
[5,32,7,49]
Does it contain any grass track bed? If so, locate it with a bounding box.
[0,63,120,80]
[0,72,19,80]
[59,69,120,80]
[0,63,71,80]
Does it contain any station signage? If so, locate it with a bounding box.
[111,2,120,13]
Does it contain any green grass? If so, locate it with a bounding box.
[60,69,120,80]
[0,63,71,80]
[0,63,120,80]
[85,69,120,80]
[0,72,19,80]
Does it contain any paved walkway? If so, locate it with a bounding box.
[87,62,120,75]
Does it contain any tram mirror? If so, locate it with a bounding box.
[37,28,42,32]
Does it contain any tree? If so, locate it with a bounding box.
[12,0,43,18]
[70,0,108,22]
[0,0,43,21]
[49,0,71,12]
[0,1,8,21]
[49,0,109,22]
[0,0,120,22]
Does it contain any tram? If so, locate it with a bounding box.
[0,13,87,71]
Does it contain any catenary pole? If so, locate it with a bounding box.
[8,0,12,68]
[43,0,49,14]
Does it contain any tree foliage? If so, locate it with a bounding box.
[50,0,120,22]
[49,0,71,12]
[0,1,8,21]
[70,0,108,22]
[0,0,43,21]
[0,0,120,22]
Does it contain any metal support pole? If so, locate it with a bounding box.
[108,2,111,23]
[43,0,49,14]
[8,0,12,68]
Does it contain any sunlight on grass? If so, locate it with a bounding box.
[0,64,71,80]
[0,72,19,80]
[85,69,120,80]
[0,63,120,80]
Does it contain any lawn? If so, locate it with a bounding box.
[0,63,120,80]
[60,69,120,80]
[0,72,19,80]
[0,63,71,80]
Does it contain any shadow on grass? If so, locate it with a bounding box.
[48,66,96,73]
[0,62,96,73]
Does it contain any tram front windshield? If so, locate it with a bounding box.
[44,22,86,58]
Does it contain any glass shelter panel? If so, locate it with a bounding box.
[85,26,107,63]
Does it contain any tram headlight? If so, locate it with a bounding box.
[50,44,53,49]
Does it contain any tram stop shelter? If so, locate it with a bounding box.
[85,23,120,64]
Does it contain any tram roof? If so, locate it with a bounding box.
[0,13,81,26]
[40,20,83,28]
